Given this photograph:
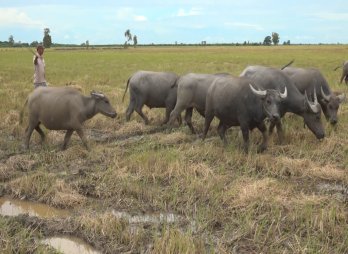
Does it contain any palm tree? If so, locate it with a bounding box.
[133,35,137,48]
[124,29,132,48]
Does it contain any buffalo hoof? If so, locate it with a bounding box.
[257,145,267,153]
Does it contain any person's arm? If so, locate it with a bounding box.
[33,53,40,65]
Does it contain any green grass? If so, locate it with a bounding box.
[0,45,347,253]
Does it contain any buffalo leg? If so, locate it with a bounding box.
[168,105,184,126]
[241,126,250,153]
[62,130,74,150]
[125,97,136,121]
[269,119,284,144]
[184,107,195,134]
[35,124,45,144]
[134,101,149,125]
[202,113,214,140]
[24,124,36,149]
[269,121,275,135]
[24,116,40,149]
[340,73,345,84]
[275,120,284,144]
[76,129,89,150]
[257,122,268,153]
[217,121,228,145]
[162,107,172,125]
[176,115,182,126]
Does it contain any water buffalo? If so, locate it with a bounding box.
[202,76,287,153]
[283,67,345,125]
[334,60,348,84]
[240,66,325,142]
[21,87,117,150]
[122,71,180,125]
[168,73,231,134]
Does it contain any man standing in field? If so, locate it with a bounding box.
[33,44,47,88]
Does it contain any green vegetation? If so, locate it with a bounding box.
[0,45,347,253]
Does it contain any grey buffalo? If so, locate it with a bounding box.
[240,66,325,142]
[122,71,180,125]
[202,75,287,153]
[168,73,230,134]
[283,67,345,125]
[334,60,348,84]
[21,87,117,150]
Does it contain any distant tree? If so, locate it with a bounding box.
[263,36,272,46]
[287,40,290,45]
[86,40,89,49]
[43,28,52,48]
[272,32,280,45]
[30,41,39,47]
[8,35,14,47]
[133,35,137,47]
[124,29,132,48]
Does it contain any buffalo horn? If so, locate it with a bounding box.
[305,90,320,113]
[91,91,105,98]
[320,86,331,102]
[249,84,267,96]
[280,86,287,99]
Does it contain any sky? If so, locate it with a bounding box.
[0,0,347,45]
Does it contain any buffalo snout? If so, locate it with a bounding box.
[110,112,117,118]
[271,113,280,121]
[316,131,325,140]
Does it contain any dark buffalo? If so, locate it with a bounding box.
[283,67,345,125]
[168,73,231,133]
[203,75,287,153]
[122,71,180,125]
[21,87,117,150]
[334,60,348,84]
[240,66,325,142]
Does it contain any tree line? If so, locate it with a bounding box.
[2,29,292,48]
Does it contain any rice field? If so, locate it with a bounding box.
[0,45,347,253]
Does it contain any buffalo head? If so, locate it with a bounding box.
[91,91,117,118]
[249,84,287,121]
[320,87,345,125]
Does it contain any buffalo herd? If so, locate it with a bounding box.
[22,62,346,152]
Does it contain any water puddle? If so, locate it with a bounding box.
[42,236,100,254]
[112,210,197,233]
[0,197,71,218]
[112,210,180,224]
[317,183,348,201]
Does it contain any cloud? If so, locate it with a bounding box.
[115,7,147,22]
[134,15,147,21]
[176,8,202,17]
[224,22,263,31]
[0,8,43,27]
[311,12,348,21]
